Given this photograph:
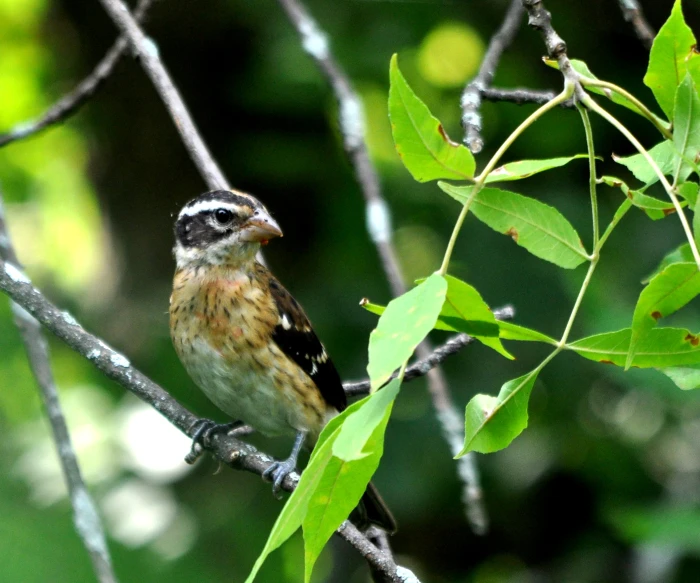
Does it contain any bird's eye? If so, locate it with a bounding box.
[214,209,233,224]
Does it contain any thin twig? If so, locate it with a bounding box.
[461,0,524,153]
[95,0,228,191]
[276,0,492,534]
[344,305,515,398]
[0,264,415,583]
[481,87,573,107]
[616,0,655,50]
[0,0,155,149]
[0,198,117,582]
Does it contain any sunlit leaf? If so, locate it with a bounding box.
[458,371,539,455]
[643,242,694,283]
[644,0,699,119]
[613,141,677,185]
[600,175,678,220]
[438,183,589,269]
[672,74,700,181]
[679,181,699,207]
[498,321,558,345]
[569,327,700,368]
[659,365,700,390]
[367,273,447,390]
[626,262,700,369]
[483,155,590,184]
[388,54,475,182]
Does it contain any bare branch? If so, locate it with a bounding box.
[0,198,117,583]
[0,0,155,149]
[95,0,228,191]
[276,0,493,534]
[461,0,524,153]
[616,0,655,50]
[0,262,414,582]
[481,86,571,106]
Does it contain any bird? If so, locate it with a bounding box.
[169,189,396,533]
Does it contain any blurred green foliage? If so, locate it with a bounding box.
[3,0,700,582]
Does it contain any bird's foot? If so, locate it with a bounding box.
[262,458,297,499]
[185,419,244,464]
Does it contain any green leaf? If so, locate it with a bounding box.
[644,0,699,119]
[367,273,447,390]
[609,505,700,553]
[303,398,394,582]
[600,175,678,220]
[659,365,700,390]
[679,181,699,206]
[440,275,513,359]
[458,371,539,455]
[388,54,475,182]
[613,141,677,185]
[438,183,589,269]
[332,379,400,461]
[498,321,558,345]
[626,262,700,369]
[483,155,590,184]
[673,74,700,181]
[643,242,694,283]
[569,327,700,368]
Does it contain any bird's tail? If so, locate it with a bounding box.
[352,481,397,534]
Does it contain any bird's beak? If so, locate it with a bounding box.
[239,210,283,243]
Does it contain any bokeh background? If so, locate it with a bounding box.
[2,0,700,581]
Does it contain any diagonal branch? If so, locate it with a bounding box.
[0,0,155,149]
[0,262,417,583]
[461,0,524,153]
[95,0,228,191]
[0,197,117,583]
[276,0,491,535]
[481,86,572,106]
[616,0,655,50]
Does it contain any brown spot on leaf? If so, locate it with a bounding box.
[600,359,614,365]
[359,297,369,306]
[651,311,662,321]
[438,124,459,147]
[686,333,700,346]
[663,208,677,216]
[505,227,519,242]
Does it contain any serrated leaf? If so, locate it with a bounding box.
[388,54,475,182]
[303,402,393,582]
[673,74,700,181]
[438,183,589,269]
[458,371,539,455]
[440,275,513,359]
[644,0,699,119]
[498,321,558,345]
[483,155,590,184]
[613,141,677,185]
[600,175,678,220]
[627,262,700,369]
[569,327,700,368]
[659,365,700,390]
[367,273,447,390]
[644,243,694,283]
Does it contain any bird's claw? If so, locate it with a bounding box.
[186,419,242,464]
[262,459,296,499]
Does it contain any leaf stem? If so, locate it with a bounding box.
[438,85,574,276]
[580,78,672,140]
[578,105,599,249]
[583,95,700,271]
[596,199,633,252]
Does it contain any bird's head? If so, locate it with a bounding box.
[173,190,282,268]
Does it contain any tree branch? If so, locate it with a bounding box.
[616,0,655,50]
[0,262,414,583]
[461,0,524,153]
[481,86,573,106]
[276,0,492,534]
[0,0,155,149]
[0,197,117,583]
[95,0,228,191]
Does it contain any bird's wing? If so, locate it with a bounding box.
[266,274,347,413]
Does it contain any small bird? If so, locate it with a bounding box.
[169,189,396,533]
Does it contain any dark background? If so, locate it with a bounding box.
[2,0,700,581]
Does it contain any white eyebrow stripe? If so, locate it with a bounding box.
[178,200,240,218]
